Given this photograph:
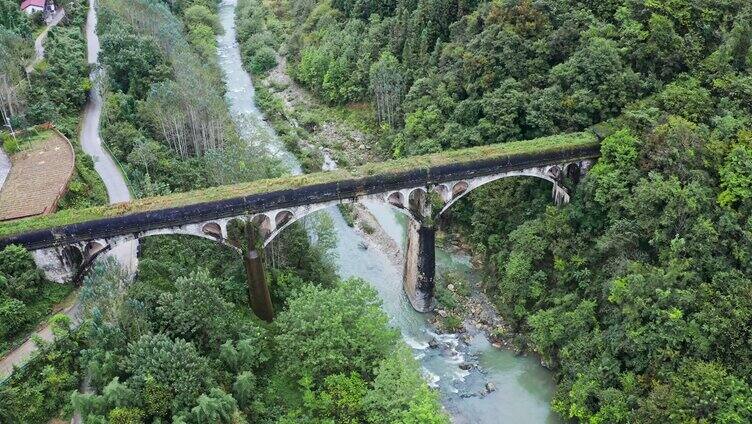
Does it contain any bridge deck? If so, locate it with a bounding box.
[0,132,599,249]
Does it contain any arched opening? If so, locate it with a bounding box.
[452,181,468,198]
[202,222,222,239]
[251,214,273,239]
[225,218,248,249]
[275,210,293,228]
[565,163,581,184]
[432,184,450,203]
[61,245,83,271]
[83,241,107,261]
[387,191,405,208]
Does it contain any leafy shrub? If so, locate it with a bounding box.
[0,297,28,339]
[249,46,277,74]
[2,133,19,154]
[108,407,145,424]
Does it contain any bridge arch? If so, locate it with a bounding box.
[436,164,577,216]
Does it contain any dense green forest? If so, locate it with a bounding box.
[63,232,445,423]
[0,225,445,422]
[237,0,752,422]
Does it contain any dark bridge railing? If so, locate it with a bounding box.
[0,133,600,251]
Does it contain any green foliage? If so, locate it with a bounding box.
[108,407,144,424]
[99,25,170,99]
[0,245,72,351]
[300,372,368,423]
[0,331,82,423]
[182,388,240,424]
[124,333,212,414]
[26,27,89,124]
[97,0,237,194]
[183,4,222,33]
[0,244,44,301]
[718,133,752,207]
[637,361,752,423]
[58,141,109,210]
[364,346,449,424]
[273,278,398,382]
[1,133,18,153]
[0,0,32,36]
[250,46,277,74]
[154,270,234,350]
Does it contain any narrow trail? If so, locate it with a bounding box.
[25,9,66,73]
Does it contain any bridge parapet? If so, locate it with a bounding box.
[0,131,599,251]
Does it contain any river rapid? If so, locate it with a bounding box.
[217,1,561,422]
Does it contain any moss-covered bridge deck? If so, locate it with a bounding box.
[0,132,600,250]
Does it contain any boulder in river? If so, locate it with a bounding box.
[485,382,496,393]
[459,363,472,370]
[428,338,440,349]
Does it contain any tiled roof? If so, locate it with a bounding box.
[20,0,45,10]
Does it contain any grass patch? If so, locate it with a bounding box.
[442,315,463,332]
[360,221,375,235]
[1,128,55,153]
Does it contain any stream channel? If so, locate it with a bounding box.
[217,1,561,421]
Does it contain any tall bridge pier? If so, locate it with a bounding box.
[403,219,436,312]
[243,224,275,322]
[401,185,437,312]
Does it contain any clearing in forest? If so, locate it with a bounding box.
[0,128,75,221]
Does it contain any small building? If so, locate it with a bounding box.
[20,0,54,15]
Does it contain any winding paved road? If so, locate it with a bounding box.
[81,0,131,205]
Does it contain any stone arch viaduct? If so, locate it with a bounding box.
[0,132,601,321]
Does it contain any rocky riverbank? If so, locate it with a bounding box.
[348,201,521,353]
[257,54,383,167]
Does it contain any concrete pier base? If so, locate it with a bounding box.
[403,219,436,312]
